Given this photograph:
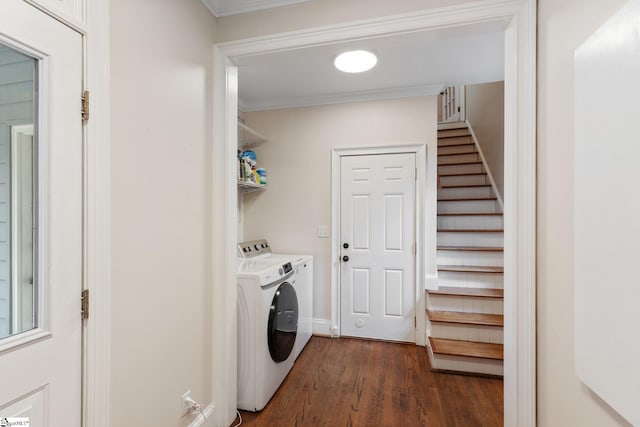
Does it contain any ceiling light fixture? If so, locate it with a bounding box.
[334,50,378,73]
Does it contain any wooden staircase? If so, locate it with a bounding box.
[426,121,504,377]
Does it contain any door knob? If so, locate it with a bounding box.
[342,255,349,262]
[343,243,349,249]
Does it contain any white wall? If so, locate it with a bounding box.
[465,81,504,200]
[0,49,34,337]
[242,97,437,327]
[109,0,216,425]
[538,0,633,425]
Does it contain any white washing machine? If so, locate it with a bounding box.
[237,255,298,411]
[281,254,313,359]
[237,240,313,360]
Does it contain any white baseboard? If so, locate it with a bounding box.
[425,273,439,291]
[312,318,332,336]
[188,403,216,427]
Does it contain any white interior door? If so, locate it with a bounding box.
[340,153,416,342]
[0,1,83,424]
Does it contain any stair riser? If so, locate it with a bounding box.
[437,215,503,230]
[437,250,504,267]
[439,163,484,175]
[438,200,499,214]
[438,129,470,138]
[428,323,504,344]
[437,135,473,146]
[427,294,504,315]
[437,272,504,289]
[427,346,503,376]
[438,187,494,199]
[438,153,480,165]
[440,174,488,186]
[438,144,477,155]
[438,232,503,247]
[437,122,466,131]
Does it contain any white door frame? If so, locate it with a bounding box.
[331,145,427,345]
[214,1,536,426]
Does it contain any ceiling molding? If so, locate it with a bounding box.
[239,83,445,112]
[201,0,312,17]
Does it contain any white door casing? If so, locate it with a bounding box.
[339,153,416,342]
[0,0,83,424]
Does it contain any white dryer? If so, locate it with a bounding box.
[237,254,298,412]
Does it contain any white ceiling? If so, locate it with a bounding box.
[235,23,506,112]
[201,0,312,17]
[199,2,506,112]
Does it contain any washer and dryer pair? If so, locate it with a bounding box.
[236,239,313,412]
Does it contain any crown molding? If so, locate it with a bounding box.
[239,83,445,112]
[201,0,312,17]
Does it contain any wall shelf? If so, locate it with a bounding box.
[238,122,267,149]
[237,180,266,192]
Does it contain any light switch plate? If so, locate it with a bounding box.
[317,225,329,238]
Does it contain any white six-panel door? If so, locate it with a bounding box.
[340,153,416,342]
[0,0,83,424]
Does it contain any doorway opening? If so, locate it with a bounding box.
[212,2,536,426]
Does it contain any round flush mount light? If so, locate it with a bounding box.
[334,50,378,73]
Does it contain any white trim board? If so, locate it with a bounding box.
[83,0,111,426]
[213,1,536,426]
[330,145,427,347]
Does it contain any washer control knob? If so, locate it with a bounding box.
[279,268,284,275]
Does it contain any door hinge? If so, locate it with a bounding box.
[81,289,89,320]
[415,317,417,328]
[81,90,90,122]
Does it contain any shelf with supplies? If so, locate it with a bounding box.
[238,121,268,192]
[237,180,266,192]
[238,122,267,149]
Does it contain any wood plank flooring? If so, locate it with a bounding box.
[232,336,503,427]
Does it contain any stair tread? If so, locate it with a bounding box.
[438,161,483,166]
[437,133,471,138]
[438,229,503,232]
[438,152,477,157]
[438,246,504,252]
[440,184,491,188]
[438,265,504,273]
[429,337,504,360]
[438,212,502,216]
[427,310,504,326]
[438,197,497,201]
[439,172,488,177]
[437,142,476,148]
[427,286,504,298]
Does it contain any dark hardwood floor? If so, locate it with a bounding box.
[233,336,503,427]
